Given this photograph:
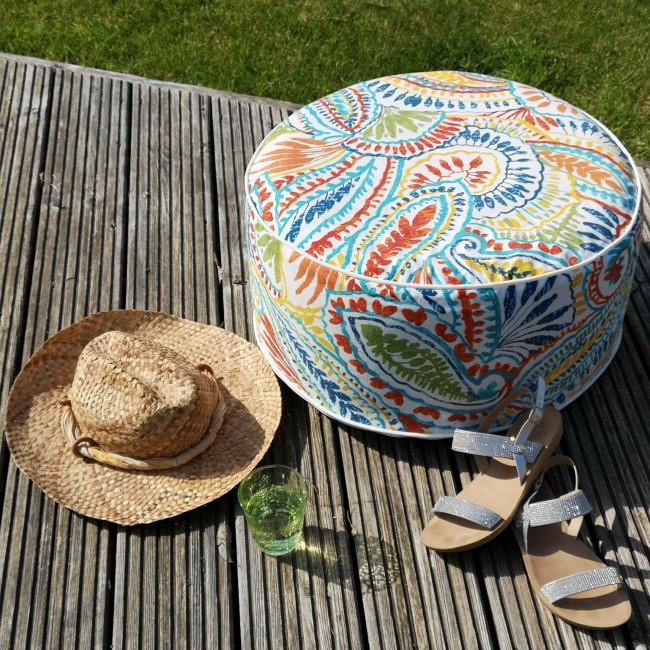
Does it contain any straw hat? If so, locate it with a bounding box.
[4,310,282,525]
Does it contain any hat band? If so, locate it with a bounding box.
[60,373,226,471]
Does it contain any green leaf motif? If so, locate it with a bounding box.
[536,203,583,250]
[361,108,433,141]
[361,324,467,400]
[257,232,282,283]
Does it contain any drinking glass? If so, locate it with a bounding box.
[238,465,309,556]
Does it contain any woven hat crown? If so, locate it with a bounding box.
[69,331,218,459]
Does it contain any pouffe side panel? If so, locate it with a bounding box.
[249,209,639,437]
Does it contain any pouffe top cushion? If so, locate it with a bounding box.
[246,71,638,289]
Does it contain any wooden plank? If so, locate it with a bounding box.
[212,96,366,650]
[0,64,126,649]
[214,96,282,650]
[210,96,251,338]
[0,51,301,114]
[0,58,49,487]
[0,58,52,648]
[338,425,494,649]
[116,80,232,649]
[396,438,492,648]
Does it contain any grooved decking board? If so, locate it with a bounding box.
[0,59,49,499]
[212,95,365,650]
[115,81,232,649]
[0,58,50,648]
[0,64,126,649]
[338,426,494,649]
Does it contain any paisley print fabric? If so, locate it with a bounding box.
[246,72,640,437]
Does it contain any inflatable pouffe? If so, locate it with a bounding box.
[245,71,641,438]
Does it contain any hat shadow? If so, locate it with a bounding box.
[168,380,271,481]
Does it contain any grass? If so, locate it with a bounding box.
[0,0,648,158]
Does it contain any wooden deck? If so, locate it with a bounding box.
[0,52,649,649]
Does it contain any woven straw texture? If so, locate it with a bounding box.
[4,310,282,525]
[70,331,220,458]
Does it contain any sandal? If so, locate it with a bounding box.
[420,377,562,552]
[513,455,631,629]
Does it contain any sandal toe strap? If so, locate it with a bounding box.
[433,496,503,530]
[540,567,622,604]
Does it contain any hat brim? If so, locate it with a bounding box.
[4,310,282,525]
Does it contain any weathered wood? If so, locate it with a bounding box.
[338,426,492,649]
[0,63,125,649]
[0,51,301,115]
[114,80,232,649]
[211,96,251,337]
[212,96,365,650]
[0,59,49,486]
[1,51,650,650]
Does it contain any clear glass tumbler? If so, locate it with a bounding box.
[238,465,309,556]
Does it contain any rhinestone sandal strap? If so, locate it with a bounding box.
[540,567,622,604]
[514,490,591,528]
[452,378,546,480]
[433,496,503,530]
[452,430,544,464]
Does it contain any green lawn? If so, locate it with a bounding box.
[1,0,648,158]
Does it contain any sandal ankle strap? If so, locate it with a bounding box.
[480,377,545,436]
[453,377,546,484]
[515,455,591,552]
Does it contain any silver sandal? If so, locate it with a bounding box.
[513,455,631,629]
[421,378,563,552]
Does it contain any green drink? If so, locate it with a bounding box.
[238,466,309,556]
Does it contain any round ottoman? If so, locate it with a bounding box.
[246,72,640,438]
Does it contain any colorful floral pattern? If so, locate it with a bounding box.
[246,72,640,437]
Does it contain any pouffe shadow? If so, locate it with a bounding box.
[246,71,640,438]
